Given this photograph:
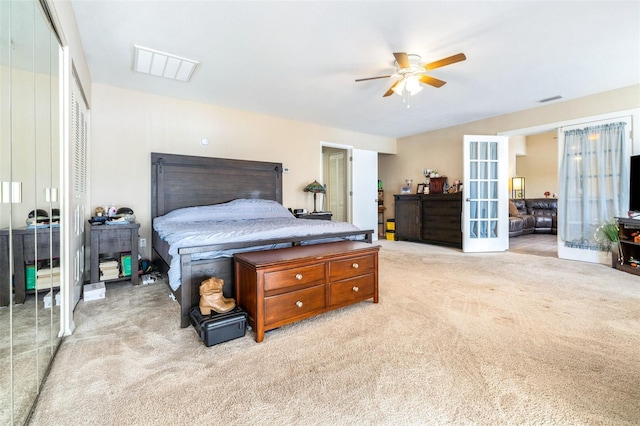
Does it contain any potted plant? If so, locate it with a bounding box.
[595,219,623,267]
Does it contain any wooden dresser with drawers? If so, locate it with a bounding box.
[234,240,379,342]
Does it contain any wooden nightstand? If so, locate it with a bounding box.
[88,222,140,285]
[295,212,332,221]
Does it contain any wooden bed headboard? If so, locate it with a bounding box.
[151,153,283,219]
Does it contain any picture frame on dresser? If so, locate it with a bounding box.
[416,184,425,194]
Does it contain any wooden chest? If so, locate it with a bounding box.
[234,241,379,342]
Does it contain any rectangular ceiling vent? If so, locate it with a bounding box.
[133,45,199,82]
[538,95,562,103]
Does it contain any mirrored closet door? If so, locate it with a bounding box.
[0,0,63,423]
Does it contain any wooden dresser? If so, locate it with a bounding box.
[234,241,380,342]
[394,192,462,248]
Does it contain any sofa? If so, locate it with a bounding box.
[509,198,557,237]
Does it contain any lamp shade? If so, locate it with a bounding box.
[303,180,325,213]
[303,180,326,194]
[511,177,525,199]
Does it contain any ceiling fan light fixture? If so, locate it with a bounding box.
[404,75,423,95]
[133,45,199,82]
[392,74,423,97]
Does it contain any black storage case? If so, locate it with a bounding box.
[189,306,248,347]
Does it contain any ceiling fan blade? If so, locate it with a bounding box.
[383,80,401,97]
[355,75,392,82]
[418,75,446,88]
[424,53,466,70]
[393,52,410,69]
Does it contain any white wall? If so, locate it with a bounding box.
[516,132,558,199]
[89,83,397,258]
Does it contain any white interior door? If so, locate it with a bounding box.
[61,72,88,334]
[351,149,378,240]
[463,135,509,252]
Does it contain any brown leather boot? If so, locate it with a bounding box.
[199,277,236,315]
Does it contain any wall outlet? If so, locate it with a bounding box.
[139,238,147,248]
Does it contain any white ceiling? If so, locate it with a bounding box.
[70,1,640,139]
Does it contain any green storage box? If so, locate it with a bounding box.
[26,264,36,290]
[120,253,132,277]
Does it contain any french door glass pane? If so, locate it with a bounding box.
[490,181,498,199]
[490,200,498,218]
[479,142,487,160]
[480,201,488,218]
[490,220,498,237]
[470,181,478,199]
[479,182,488,199]
[490,142,497,160]
[480,221,488,238]
[470,221,478,238]
[479,162,488,179]
[470,142,478,160]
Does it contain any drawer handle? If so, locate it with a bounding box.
[296,301,303,308]
[352,286,359,292]
[295,273,303,280]
[352,263,359,269]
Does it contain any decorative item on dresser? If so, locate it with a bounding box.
[234,241,380,342]
[393,192,463,248]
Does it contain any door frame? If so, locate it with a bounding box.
[321,142,352,222]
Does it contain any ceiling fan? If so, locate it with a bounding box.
[355,52,466,98]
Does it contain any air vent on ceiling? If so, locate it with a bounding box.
[538,95,562,103]
[133,45,199,82]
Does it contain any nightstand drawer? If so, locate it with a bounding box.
[330,274,375,307]
[329,254,375,281]
[265,285,325,325]
[264,263,325,292]
[95,228,134,253]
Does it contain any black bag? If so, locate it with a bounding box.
[189,306,248,347]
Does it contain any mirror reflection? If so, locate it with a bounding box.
[0,0,62,423]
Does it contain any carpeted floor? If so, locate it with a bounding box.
[30,240,640,425]
[1,292,61,424]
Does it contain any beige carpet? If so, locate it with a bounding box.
[30,241,640,425]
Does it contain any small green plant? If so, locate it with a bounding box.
[595,218,623,265]
[595,219,620,250]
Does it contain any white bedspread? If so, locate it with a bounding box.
[153,200,364,290]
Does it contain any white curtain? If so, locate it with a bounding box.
[559,122,628,251]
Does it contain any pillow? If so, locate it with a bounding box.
[155,199,293,225]
[509,200,520,217]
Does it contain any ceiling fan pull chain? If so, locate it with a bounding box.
[402,87,411,108]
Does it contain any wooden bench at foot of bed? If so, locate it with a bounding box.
[234,240,380,342]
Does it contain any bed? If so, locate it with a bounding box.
[151,153,373,327]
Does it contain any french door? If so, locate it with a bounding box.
[462,135,509,252]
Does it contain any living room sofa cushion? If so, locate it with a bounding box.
[509,199,535,237]
[525,198,557,234]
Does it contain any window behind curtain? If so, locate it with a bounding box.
[558,120,629,255]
